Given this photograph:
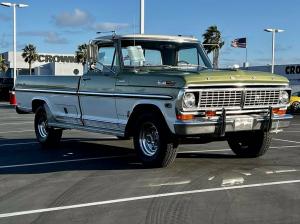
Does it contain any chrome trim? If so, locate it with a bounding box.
[79,92,173,99]
[181,87,291,112]
[174,114,293,135]
[48,122,124,137]
[15,88,173,100]
[185,83,289,88]
[16,88,77,95]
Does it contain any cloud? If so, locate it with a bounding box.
[89,22,130,32]
[52,9,131,32]
[53,9,94,28]
[44,32,68,44]
[18,31,68,45]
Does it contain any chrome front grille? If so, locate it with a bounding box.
[185,88,287,111]
[199,90,242,109]
[244,90,280,108]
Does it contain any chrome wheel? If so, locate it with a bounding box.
[37,117,48,139]
[139,122,160,156]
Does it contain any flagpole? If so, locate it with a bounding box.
[246,47,248,63]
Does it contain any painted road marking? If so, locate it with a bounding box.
[0,121,32,126]
[0,155,131,169]
[0,130,33,134]
[0,179,300,218]
[273,138,300,144]
[178,149,230,154]
[149,180,191,187]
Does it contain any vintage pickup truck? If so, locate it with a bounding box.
[15,34,293,167]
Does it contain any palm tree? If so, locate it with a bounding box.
[75,44,88,66]
[22,44,38,75]
[202,25,224,69]
[0,54,8,74]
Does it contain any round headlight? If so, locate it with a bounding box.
[183,92,196,108]
[279,91,289,104]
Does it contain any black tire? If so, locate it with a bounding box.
[133,113,178,168]
[227,131,272,158]
[34,106,63,147]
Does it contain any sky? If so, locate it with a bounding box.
[0,0,299,67]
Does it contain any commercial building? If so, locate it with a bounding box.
[246,64,300,93]
[0,51,83,77]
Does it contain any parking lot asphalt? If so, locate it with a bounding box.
[0,104,300,224]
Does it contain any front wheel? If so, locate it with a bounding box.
[34,106,63,147]
[133,114,178,168]
[227,131,272,158]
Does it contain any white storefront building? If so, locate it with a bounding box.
[1,51,83,77]
[246,64,300,93]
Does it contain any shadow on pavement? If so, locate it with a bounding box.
[0,137,240,174]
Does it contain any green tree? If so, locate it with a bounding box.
[22,44,38,75]
[0,54,8,74]
[75,44,88,66]
[202,25,224,68]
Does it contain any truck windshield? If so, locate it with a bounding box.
[120,40,212,71]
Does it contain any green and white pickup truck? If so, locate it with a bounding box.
[15,34,293,167]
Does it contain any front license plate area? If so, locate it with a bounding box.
[234,118,254,130]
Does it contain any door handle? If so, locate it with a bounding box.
[82,77,91,81]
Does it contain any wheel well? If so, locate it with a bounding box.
[32,99,45,113]
[125,104,168,137]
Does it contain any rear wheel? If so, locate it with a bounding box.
[227,131,272,158]
[133,114,178,168]
[34,106,63,147]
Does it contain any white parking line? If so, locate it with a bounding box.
[0,179,300,218]
[0,155,130,169]
[273,138,300,144]
[0,130,33,134]
[0,121,32,126]
[178,149,231,154]
[271,145,300,149]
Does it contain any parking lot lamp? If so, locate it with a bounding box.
[0,2,29,87]
[264,28,284,74]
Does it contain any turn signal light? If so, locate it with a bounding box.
[272,108,286,115]
[205,110,217,117]
[176,114,194,120]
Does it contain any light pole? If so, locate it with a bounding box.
[1,2,28,87]
[264,28,284,74]
[140,0,144,34]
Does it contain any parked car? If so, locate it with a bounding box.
[290,91,300,113]
[15,34,293,167]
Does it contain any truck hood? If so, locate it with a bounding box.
[182,69,289,87]
[126,69,289,88]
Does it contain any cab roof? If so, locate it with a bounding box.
[94,34,199,43]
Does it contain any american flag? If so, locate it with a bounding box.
[231,38,247,48]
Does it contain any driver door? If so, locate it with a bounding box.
[79,43,120,133]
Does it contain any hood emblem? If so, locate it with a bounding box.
[157,80,176,87]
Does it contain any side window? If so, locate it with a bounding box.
[144,50,162,66]
[178,48,199,65]
[97,46,118,73]
[122,48,162,66]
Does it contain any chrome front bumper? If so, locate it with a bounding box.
[174,113,293,136]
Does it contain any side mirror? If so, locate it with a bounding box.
[87,44,98,64]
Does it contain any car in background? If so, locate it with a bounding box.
[290,91,300,113]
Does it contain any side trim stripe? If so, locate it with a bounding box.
[15,88,173,100]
